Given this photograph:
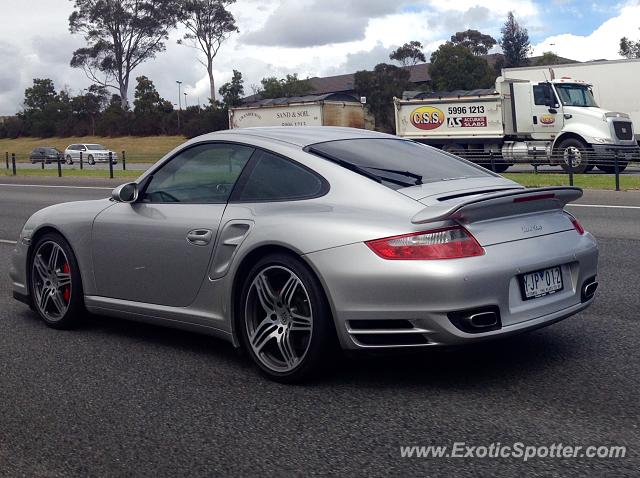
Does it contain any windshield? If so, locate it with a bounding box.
[306,139,493,190]
[554,84,598,107]
[86,144,107,150]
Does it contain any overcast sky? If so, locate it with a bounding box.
[0,0,639,115]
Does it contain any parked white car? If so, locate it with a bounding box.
[64,144,118,165]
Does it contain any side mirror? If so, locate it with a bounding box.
[112,182,138,203]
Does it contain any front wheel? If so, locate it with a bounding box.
[558,138,590,174]
[239,253,335,383]
[29,233,84,329]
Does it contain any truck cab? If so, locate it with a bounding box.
[501,77,639,172]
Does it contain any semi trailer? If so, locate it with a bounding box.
[395,76,639,173]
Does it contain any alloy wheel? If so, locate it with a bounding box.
[31,241,72,321]
[245,266,313,373]
[563,146,583,167]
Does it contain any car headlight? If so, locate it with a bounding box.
[592,137,612,144]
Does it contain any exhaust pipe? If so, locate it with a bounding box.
[466,311,499,329]
[449,306,502,333]
[582,279,598,302]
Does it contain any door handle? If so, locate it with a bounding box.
[186,229,213,246]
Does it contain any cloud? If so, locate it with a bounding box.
[531,3,640,60]
[241,0,412,47]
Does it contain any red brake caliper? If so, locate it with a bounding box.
[62,263,71,302]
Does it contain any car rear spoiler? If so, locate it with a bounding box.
[411,187,583,225]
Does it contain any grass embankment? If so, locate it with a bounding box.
[0,136,186,163]
[1,168,141,179]
[504,173,640,191]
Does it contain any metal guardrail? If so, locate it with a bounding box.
[3,149,640,190]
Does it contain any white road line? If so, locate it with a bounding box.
[568,204,640,210]
[0,183,112,190]
[0,239,17,245]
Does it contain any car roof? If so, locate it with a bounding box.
[196,127,399,148]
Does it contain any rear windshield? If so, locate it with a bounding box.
[306,139,493,189]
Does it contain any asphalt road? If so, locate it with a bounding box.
[0,182,639,476]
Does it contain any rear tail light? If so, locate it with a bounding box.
[565,212,585,235]
[366,226,484,260]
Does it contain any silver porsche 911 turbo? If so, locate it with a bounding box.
[10,127,598,382]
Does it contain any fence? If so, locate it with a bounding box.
[3,148,640,191]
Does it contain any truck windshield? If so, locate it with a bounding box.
[554,84,598,107]
[306,139,493,190]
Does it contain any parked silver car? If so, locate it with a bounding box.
[10,127,598,382]
[64,144,118,165]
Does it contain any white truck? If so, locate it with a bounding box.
[395,76,640,173]
[504,58,640,143]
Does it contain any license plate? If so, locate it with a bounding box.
[521,266,563,300]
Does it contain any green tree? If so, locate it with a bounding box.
[450,29,497,56]
[97,94,132,136]
[258,74,313,99]
[429,43,495,91]
[499,12,531,67]
[389,41,426,67]
[619,37,640,59]
[69,0,181,108]
[354,63,410,132]
[71,85,109,135]
[178,0,238,102]
[218,69,244,108]
[21,79,62,137]
[534,51,564,66]
[133,75,172,135]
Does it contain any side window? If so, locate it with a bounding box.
[236,150,325,202]
[142,143,254,204]
[533,84,555,106]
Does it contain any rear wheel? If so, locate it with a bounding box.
[87,155,95,165]
[442,144,466,156]
[29,233,84,329]
[558,138,590,174]
[239,253,335,383]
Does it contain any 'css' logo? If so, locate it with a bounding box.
[410,106,444,130]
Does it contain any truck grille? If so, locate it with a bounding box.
[613,121,633,141]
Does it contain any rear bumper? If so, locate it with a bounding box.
[306,230,598,350]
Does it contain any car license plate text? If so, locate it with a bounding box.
[522,266,563,300]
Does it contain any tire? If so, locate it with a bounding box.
[87,155,95,165]
[29,232,84,329]
[442,144,466,157]
[492,163,510,173]
[239,253,335,383]
[66,158,73,165]
[596,162,628,173]
[557,138,590,174]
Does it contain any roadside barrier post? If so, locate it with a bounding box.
[80,151,83,170]
[41,161,44,170]
[122,150,126,170]
[57,157,62,178]
[5,152,8,169]
[489,150,495,172]
[614,151,620,192]
[109,152,114,179]
[568,150,574,187]
[11,153,16,176]
[533,164,538,174]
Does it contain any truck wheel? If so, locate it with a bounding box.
[596,162,627,173]
[558,138,590,174]
[492,163,510,173]
[442,144,466,157]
